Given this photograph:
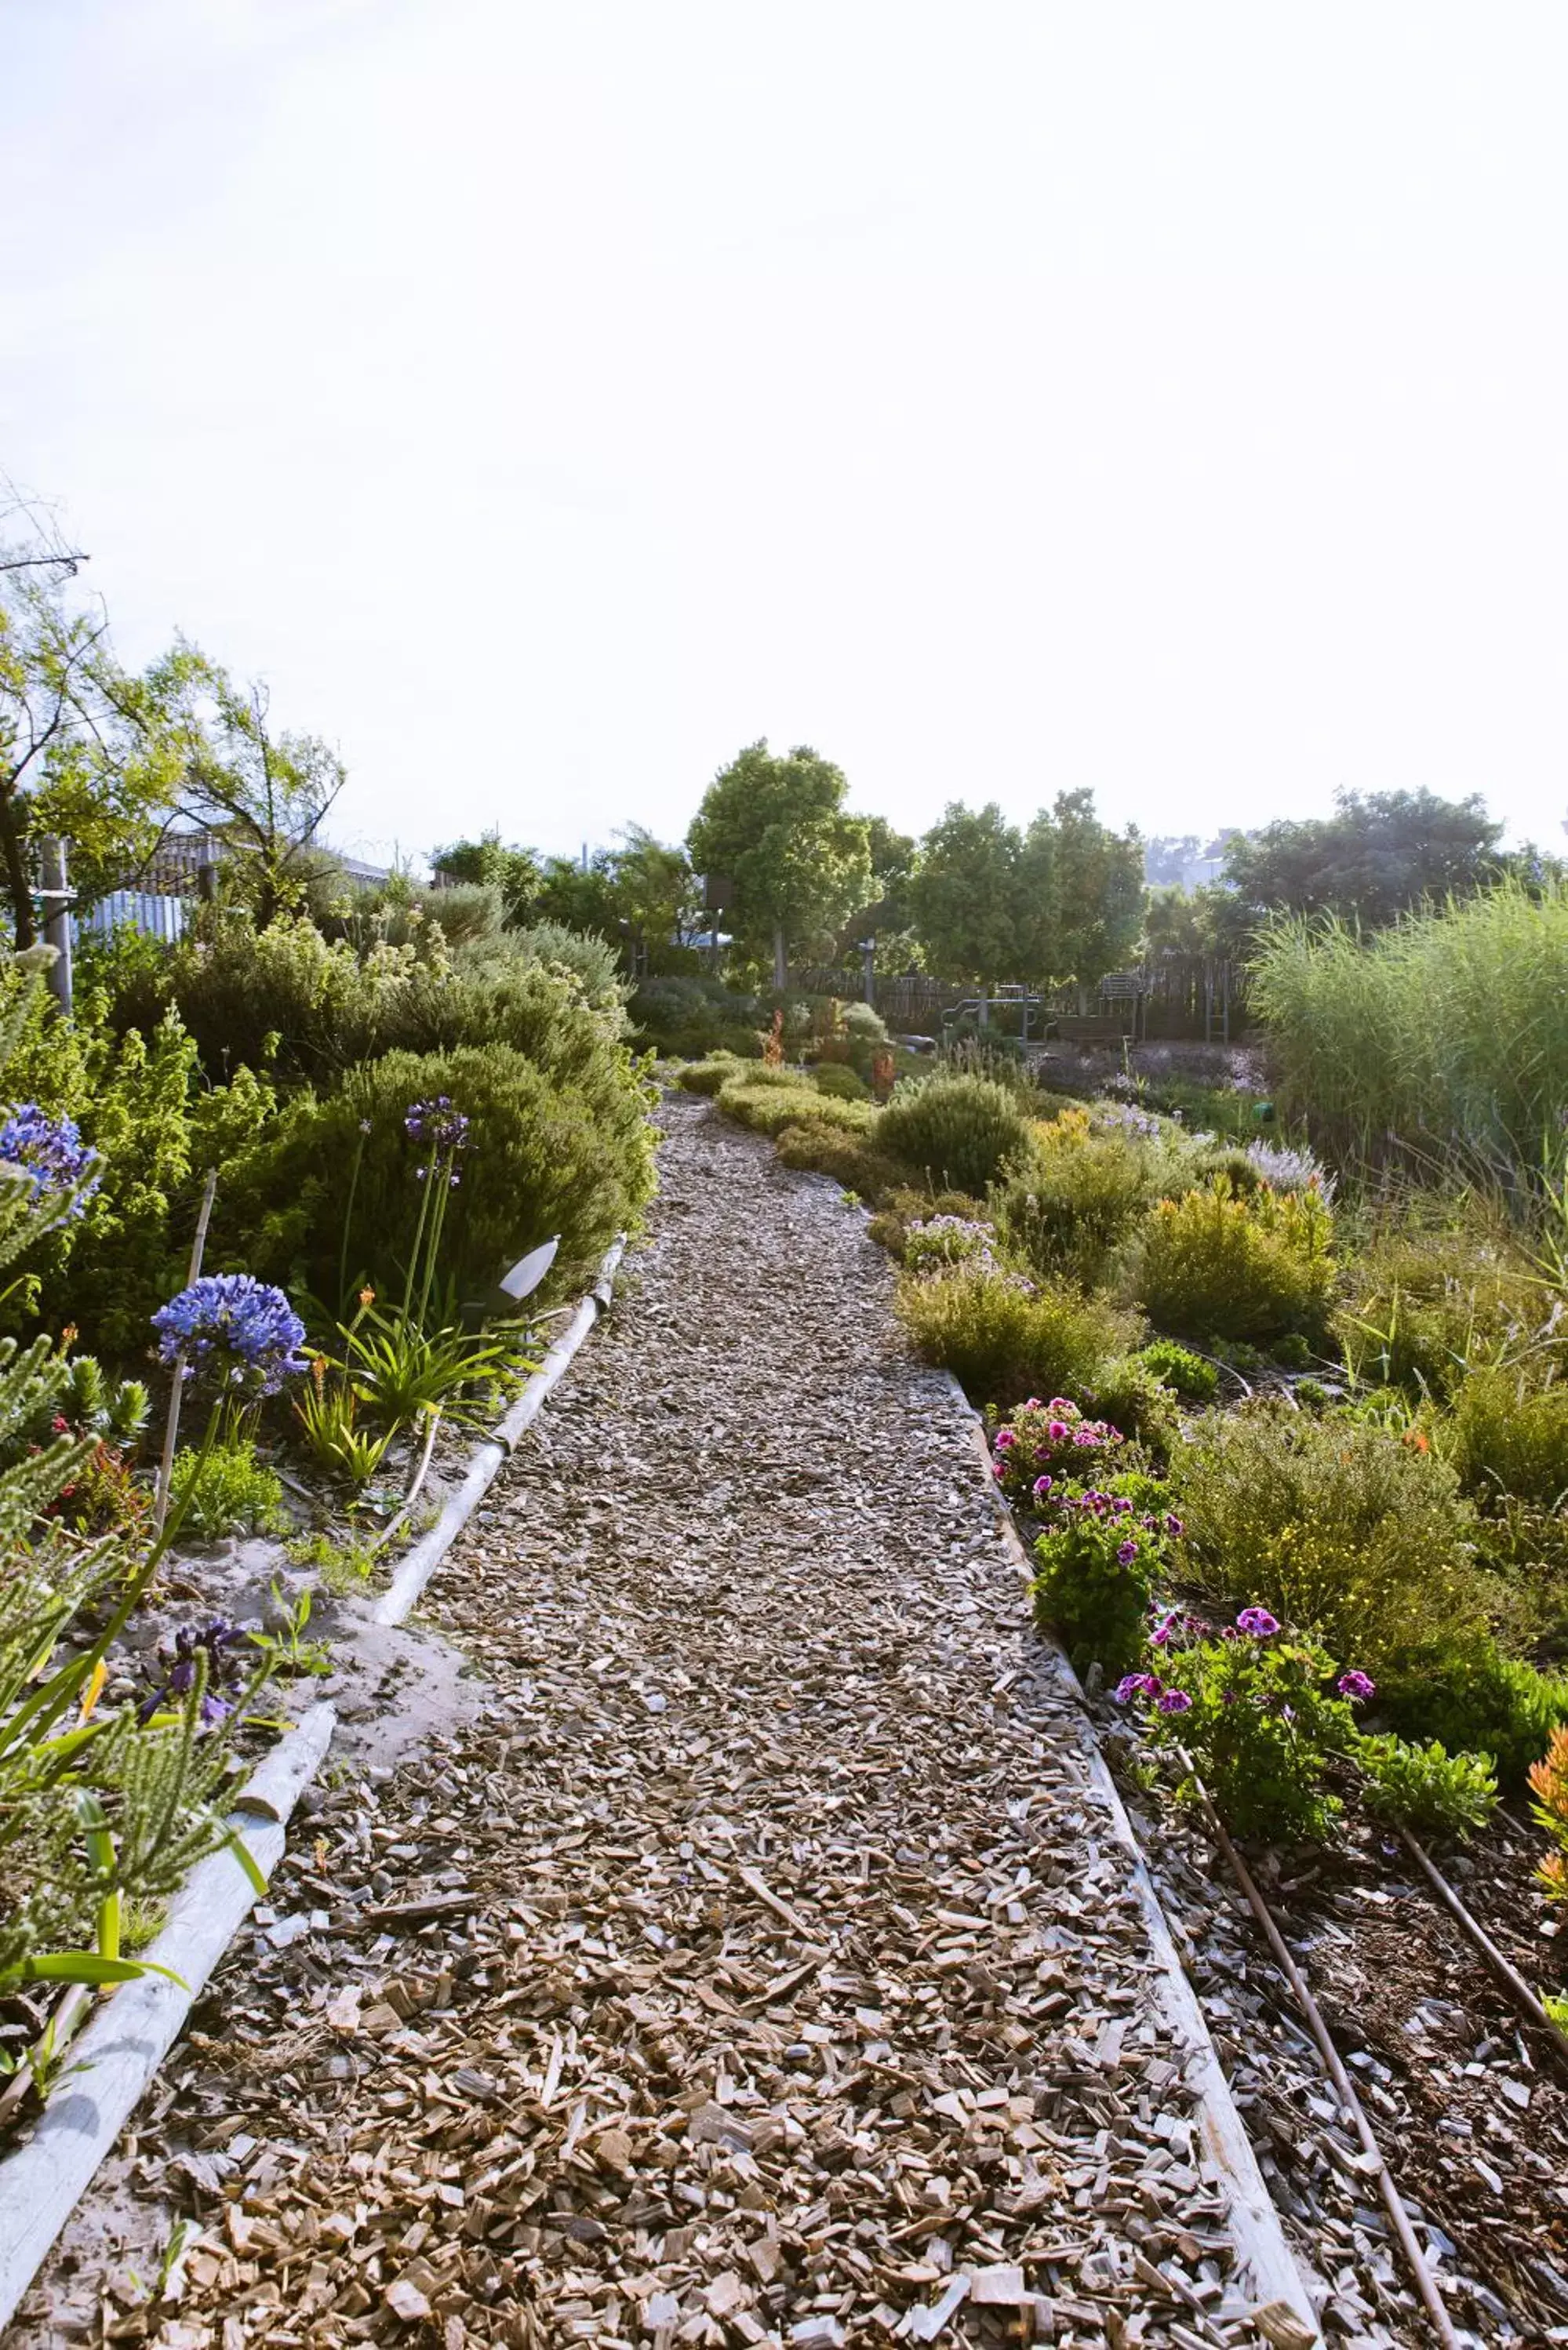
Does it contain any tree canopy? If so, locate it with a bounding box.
[0,513,180,944]
[906,792,1142,999]
[686,741,871,989]
[1223,788,1504,930]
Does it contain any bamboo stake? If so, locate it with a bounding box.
[151,1168,218,1537]
[1188,1773,1460,2350]
[1399,1824,1568,2077]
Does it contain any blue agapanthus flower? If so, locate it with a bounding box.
[0,1103,100,1216]
[152,1273,308,1395]
[405,1095,470,1185]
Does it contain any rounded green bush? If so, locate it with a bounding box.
[812,1063,871,1103]
[895,1260,1137,1409]
[877,1075,1031,1197]
[220,1042,656,1314]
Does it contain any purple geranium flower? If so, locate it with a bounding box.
[152,1274,308,1396]
[1156,1689,1192,1714]
[1115,1537,1138,1566]
[994,1428,1017,1450]
[1235,1606,1280,1639]
[1113,1672,1162,1704]
[1031,1474,1053,1499]
[1337,1669,1377,1702]
[1164,1514,1185,1537]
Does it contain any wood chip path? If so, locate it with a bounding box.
[11,1093,1293,2350]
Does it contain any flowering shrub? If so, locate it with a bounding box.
[153,1274,309,1398]
[1122,1606,1375,1841]
[1133,1175,1335,1345]
[1031,1475,1181,1678]
[0,1104,100,1217]
[1246,1138,1333,1199]
[993,1108,1168,1289]
[904,1214,1002,1276]
[989,1395,1130,1510]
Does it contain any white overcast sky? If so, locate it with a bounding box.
[4,1,1566,867]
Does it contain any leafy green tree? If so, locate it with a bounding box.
[909,804,1035,1014]
[1035,789,1145,991]
[154,645,347,926]
[686,740,871,990]
[431,829,542,922]
[533,852,621,937]
[0,527,179,946]
[1224,788,1504,931]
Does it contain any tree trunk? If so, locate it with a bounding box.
[0,801,35,949]
[773,925,788,994]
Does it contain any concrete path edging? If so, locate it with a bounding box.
[0,1704,336,2330]
[0,1237,630,2330]
[945,1379,1323,2344]
[372,1235,628,1629]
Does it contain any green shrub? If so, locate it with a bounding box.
[676,1055,747,1097]
[842,1001,889,1044]
[995,1113,1162,1289]
[716,1076,873,1140]
[630,976,764,1058]
[1082,1356,1182,1461]
[1132,1339,1219,1403]
[1133,1177,1336,1344]
[169,1435,287,1542]
[1377,1642,1568,1788]
[224,1042,657,1313]
[1031,1477,1177,1679]
[877,1075,1031,1196]
[1355,1733,1498,1838]
[812,1063,871,1103]
[895,1262,1134,1409]
[1169,1402,1492,1684]
[1450,1366,1568,1509]
[0,973,286,1355]
[772,1126,904,1201]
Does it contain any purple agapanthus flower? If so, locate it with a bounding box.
[1235,1606,1280,1639]
[405,1096,471,1158]
[1156,1689,1192,1714]
[152,1274,308,1395]
[140,1618,246,1726]
[1337,1669,1377,1703]
[0,1102,100,1217]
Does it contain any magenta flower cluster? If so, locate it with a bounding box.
[1114,1672,1192,1715]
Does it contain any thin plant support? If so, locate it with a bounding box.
[1186,1766,1461,2350]
[151,1168,218,1537]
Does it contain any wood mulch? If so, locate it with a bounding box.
[13,1094,1303,2350]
